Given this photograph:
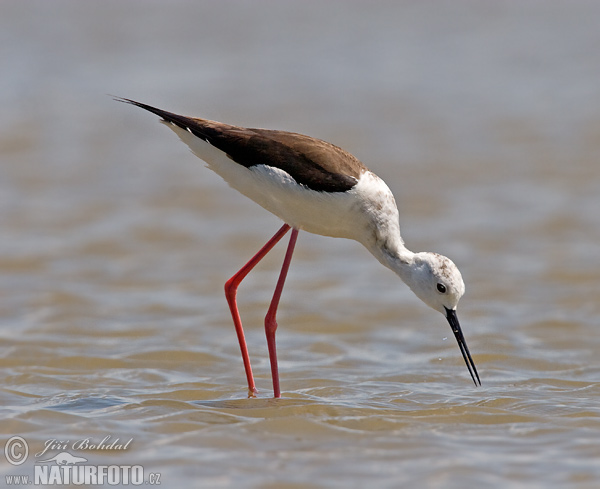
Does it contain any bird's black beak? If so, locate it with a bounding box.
[444,307,481,386]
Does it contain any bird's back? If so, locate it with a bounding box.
[119,99,397,246]
[121,99,367,192]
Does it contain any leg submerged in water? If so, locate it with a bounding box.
[223,223,295,397]
[264,228,299,398]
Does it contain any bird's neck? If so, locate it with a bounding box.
[364,232,416,285]
[383,246,416,286]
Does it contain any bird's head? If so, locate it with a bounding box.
[407,252,480,386]
[409,252,465,314]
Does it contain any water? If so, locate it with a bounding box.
[1,1,600,487]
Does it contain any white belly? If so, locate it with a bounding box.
[169,123,399,247]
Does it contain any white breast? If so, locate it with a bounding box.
[168,122,401,247]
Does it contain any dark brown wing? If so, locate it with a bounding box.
[117,98,367,192]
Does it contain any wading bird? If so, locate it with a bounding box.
[118,98,481,398]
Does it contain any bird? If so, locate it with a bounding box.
[116,97,481,398]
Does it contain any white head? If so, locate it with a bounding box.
[407,252,465,314]
[404,252,480,386]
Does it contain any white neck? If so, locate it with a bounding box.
[361,227,416,286]
[350,170,418,287]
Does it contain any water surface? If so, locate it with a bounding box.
[1,2,599,487]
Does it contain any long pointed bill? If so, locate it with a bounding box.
[444,307,481,386]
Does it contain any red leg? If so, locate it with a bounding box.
[265,228,299,398]
[224,223,291,397]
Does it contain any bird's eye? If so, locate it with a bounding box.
[437,283,447,293]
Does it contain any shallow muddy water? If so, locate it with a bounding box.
[1,2,599,487]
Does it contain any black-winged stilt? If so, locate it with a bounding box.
[117,98,481,398]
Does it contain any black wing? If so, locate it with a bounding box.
[117,98,367,193]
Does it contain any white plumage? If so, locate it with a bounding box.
[120,98,481,397]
